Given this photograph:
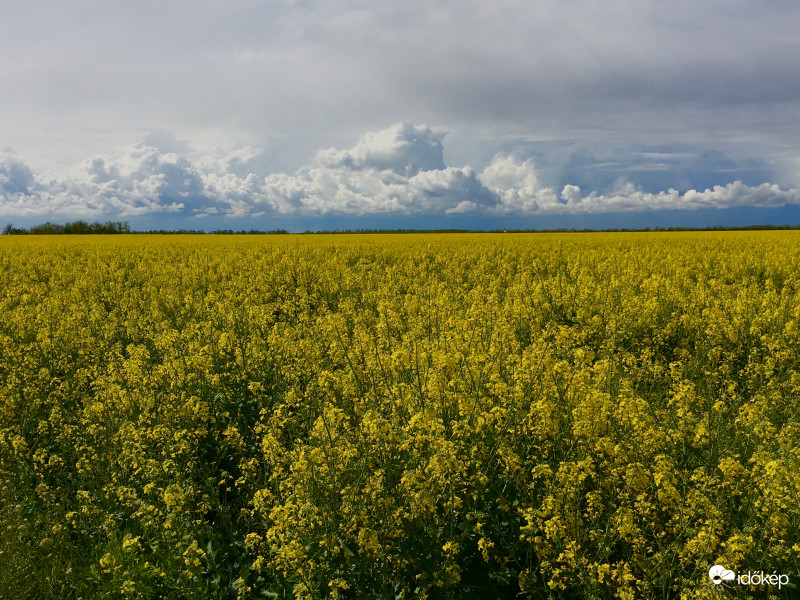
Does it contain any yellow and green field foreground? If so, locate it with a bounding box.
[1,232,799,599]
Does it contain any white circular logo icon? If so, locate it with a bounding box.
[709,565,735,585]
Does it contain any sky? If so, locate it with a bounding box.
[2,0,800,231]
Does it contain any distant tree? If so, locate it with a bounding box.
[3,223,12,235]
[20,220,132,234]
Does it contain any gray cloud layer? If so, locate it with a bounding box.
[2,1,800,177]
[2,124,799,220]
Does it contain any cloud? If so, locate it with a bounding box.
[478,152,800,215]
[315,122,446,175]
[0,150,36,196]
[0,143,190,218]
[543,180,800,215]
[2,124,800,222]
[261,162,490,216]
[3,0,800,185]
[446,200,478,214]
[478,153,559,213]
[261,123,494,215]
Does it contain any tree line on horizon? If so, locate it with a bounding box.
[3,219,800,235]
[2,221,289,235]
[4,220,132,235]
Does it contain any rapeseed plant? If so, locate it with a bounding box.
[0,232,799,598]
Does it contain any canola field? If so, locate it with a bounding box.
[1,232,799,600]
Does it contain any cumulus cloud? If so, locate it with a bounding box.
[2,124,800,222]
[478,153,800,215]
[544,180,800,215]
[478,153,560,213]
[0,142,261,219]
[257,124,500,215]
[315,122,446,175]
[261,162,491,216]
[0,151,36,196]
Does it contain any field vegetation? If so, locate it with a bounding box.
[1,232,799,599]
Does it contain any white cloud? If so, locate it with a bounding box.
[2,125,800,222]
[546,180,800,215]
[478,153,560,213]
[315,122,446,175]
[1,143,192,218]
[478,153,800,215]
[446,200,478,214]
[260,161,488,216]
[261,123,494,215]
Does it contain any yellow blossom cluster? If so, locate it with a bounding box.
[1,232,799,599]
